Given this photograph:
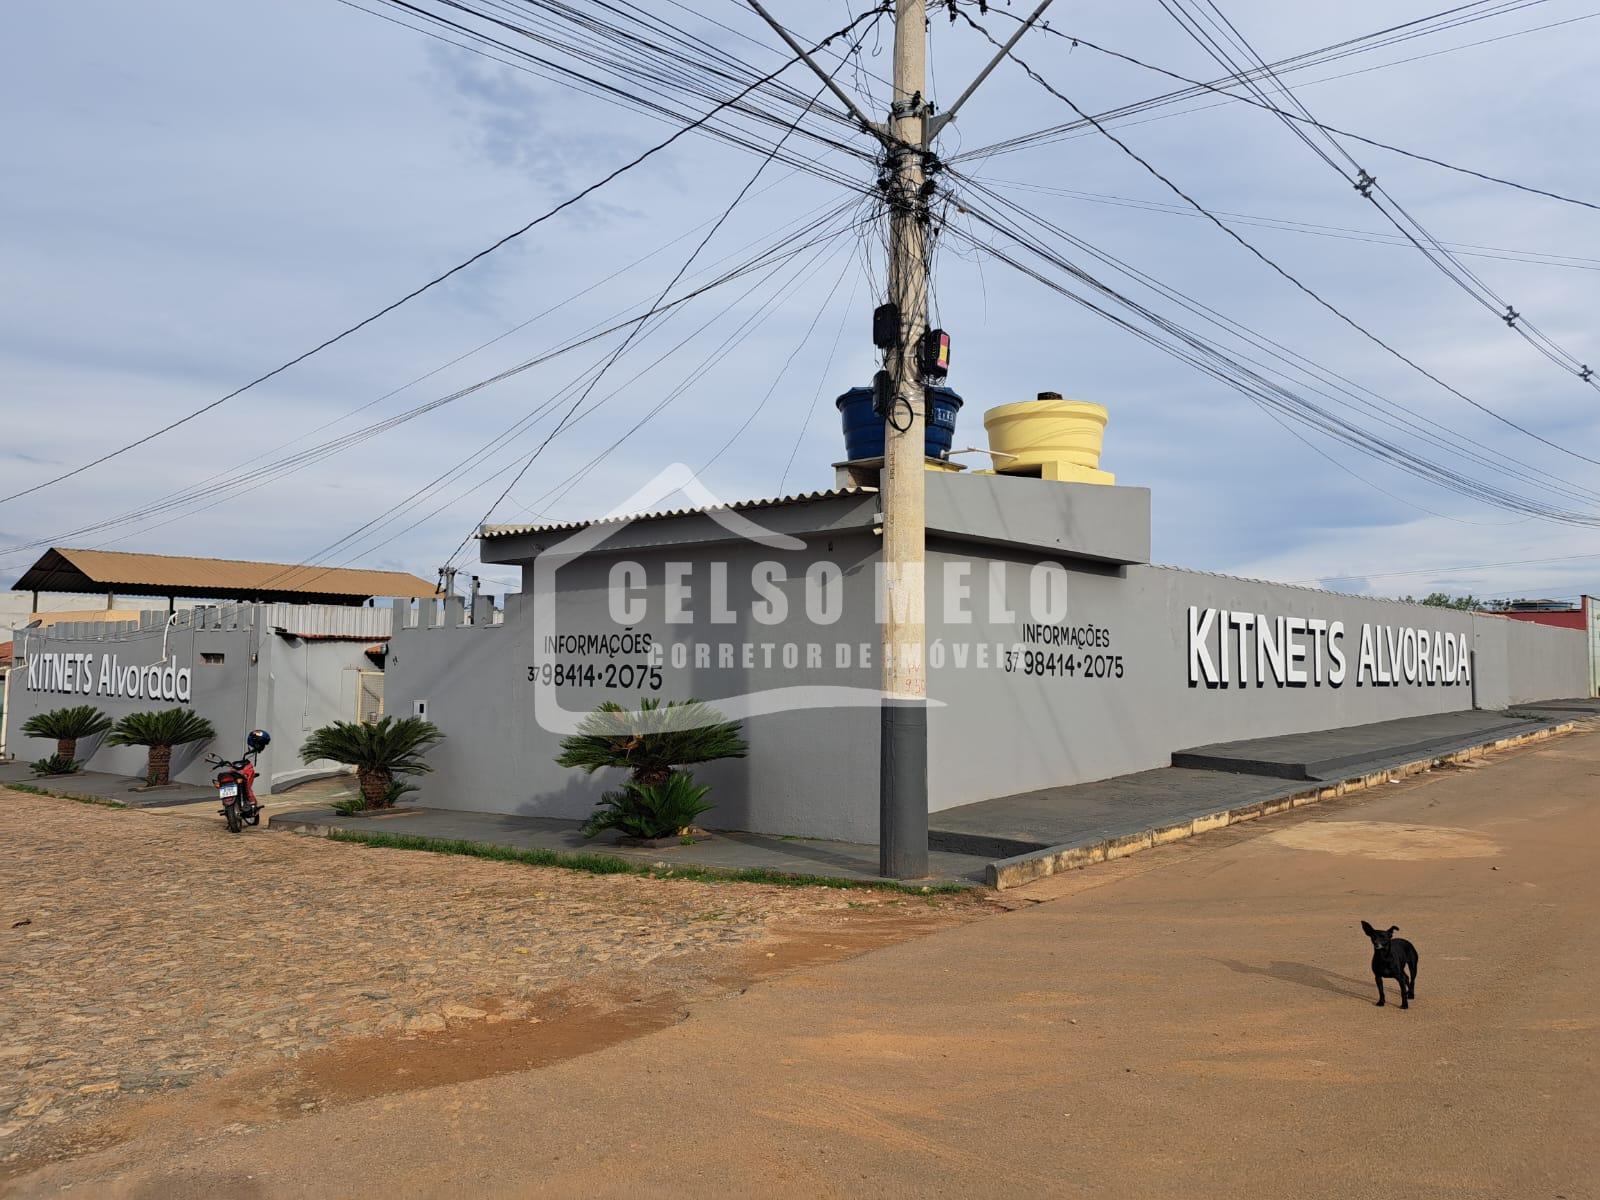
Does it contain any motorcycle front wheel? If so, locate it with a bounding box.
[224,802,243,834]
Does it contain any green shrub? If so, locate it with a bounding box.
[580,771,714,840]
[331,778,417,817]
[557,698,746,787]
[299,716,442,810]
[22,705,112,764]
[106,708,216,786]
[560,699,742,840]
[29,753,83,777]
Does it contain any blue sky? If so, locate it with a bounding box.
[3,0,1598,602]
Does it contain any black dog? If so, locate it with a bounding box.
[1361,921,1419,1009]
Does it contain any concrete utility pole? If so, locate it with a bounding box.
[878,0,931,879]
[746,0,1054,879]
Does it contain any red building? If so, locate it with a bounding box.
[1497,597,1592,632]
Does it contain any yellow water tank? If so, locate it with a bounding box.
[982,392,1114,485]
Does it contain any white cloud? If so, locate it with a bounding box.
[1,0,1597,600]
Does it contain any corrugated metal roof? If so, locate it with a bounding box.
[480,487,875,539]
[12,548,437,600]
[261,603,396,638]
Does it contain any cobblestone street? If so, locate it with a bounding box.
[0,789,976,1168]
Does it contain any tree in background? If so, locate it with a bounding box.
[1403,592,1492,611]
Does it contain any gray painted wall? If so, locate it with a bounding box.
[923,551,1587,813]
[389,535,885,841]
[387,517,1587,843]
[3,606,383,790]
[6,611,257,784]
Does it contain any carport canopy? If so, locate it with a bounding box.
[12,547,438,607]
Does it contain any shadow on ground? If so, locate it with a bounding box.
[1210,957,1373,1002]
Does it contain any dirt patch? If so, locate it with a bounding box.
[1,892,983,1183]
[285,910,958,1114]
[714,906,959,985]
[1264,819,1500,860]
[282,994,680,1112]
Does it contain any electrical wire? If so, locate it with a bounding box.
[1144,0,1598,386]
[328,204,869,575]
[439,66,852,568]
[954,0,1581,165]
[778,264,862,492]
[0,5,885,509]
[996,22,1600,214]
[938,186,1600,526]
[254,199,864,593]
[697,248,859,473]
[500,215,867,524]
[0,191,856,572]
[1295,549,1600,586]
[946,170,1600,510]
[980,179,1600,271]
[956,22,1600,473]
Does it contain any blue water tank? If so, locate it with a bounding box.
[836,385,963,462]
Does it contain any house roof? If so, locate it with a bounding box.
[478,488,872,539]
[478,472,1152,569]
[12,548,437,604]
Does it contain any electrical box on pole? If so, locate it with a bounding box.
[745,0,1055,880]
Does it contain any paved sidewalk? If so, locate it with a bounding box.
[273,807,991,885]
[1170,709,1552,779]
[930,707,1583,865]
[0,762,352,819]
[0,762,214,807]
[930,767,1312,859]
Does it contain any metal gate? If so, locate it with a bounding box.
[357,670,385,724]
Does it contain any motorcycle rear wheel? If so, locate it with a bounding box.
[224,803,243,834]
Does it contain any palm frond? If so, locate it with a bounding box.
[22,705,112,741]
[557,698,747,778]
[579,771,714,840]
[106,708,215,748]
[299,716,444,774]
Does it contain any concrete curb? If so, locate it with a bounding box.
[986,721,1577,890]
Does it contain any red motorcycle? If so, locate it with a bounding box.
[206,729,271,833]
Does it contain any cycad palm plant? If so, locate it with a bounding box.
[107,708,216,785]
[299,716,443,810]
[559,699,746,840]
[557,698,747,787]
[21,705,112,764]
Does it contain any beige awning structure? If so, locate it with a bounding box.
[13,547,438,606]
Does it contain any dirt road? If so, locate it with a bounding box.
[0,790,979,1176]
[7,730,1598,1198]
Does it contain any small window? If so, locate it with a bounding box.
[201,652,225,665]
